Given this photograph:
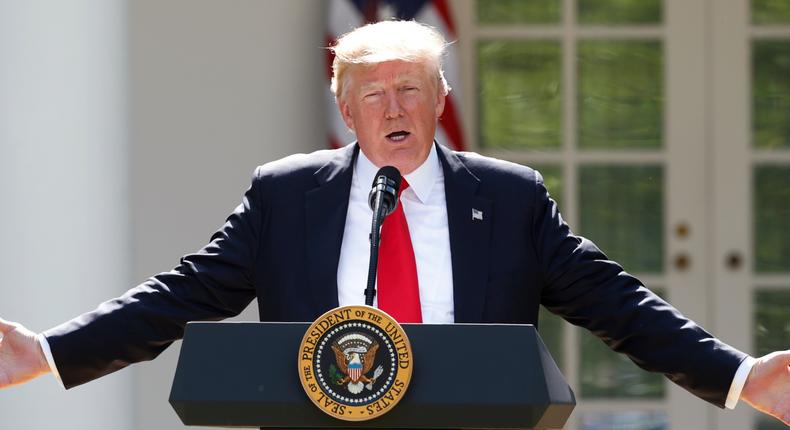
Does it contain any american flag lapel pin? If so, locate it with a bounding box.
[472,208,483,221]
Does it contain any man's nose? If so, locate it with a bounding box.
[384,93,404,119]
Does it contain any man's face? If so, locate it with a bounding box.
[338,60,446,175]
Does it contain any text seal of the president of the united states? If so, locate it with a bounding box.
[298,305,413,421]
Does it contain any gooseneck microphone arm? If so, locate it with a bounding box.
[364,190,387,306]
[364,166,401,307]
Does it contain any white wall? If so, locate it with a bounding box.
[129,1,326,429]
[0,1,327,429]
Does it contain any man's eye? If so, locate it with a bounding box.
[364,91,382,99]
[402,87,418,92]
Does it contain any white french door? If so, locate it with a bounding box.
[456,0,790,429]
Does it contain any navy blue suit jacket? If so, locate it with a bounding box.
[45,143,746,407]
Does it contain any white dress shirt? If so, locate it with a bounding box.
[39,143,753,408]
[336,144,455,324]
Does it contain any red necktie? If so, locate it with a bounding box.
[377,180,422,323]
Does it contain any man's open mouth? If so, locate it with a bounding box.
[386,131,410,142]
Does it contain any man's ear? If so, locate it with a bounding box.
[338,97,355,132]
[435,90,446,118]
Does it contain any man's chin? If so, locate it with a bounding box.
[360,142,431,174]
[387,153,426,175]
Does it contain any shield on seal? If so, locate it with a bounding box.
[348,361,362,382]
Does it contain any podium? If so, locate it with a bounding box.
[170,322,575,429]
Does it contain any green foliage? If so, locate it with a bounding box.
[329,364,344,385]
[753,42,790,149]
[752,0,790,24]
[477,0,560,24]
[580,331,665,398]
[579,165,664,273]
[579,289,666,399]
[533,165,563,208]
[754,291,790,357]
[475,0,664,25]
[578,41,663,149]
[478,40,562,149]
[578,0,662,25]
[538,307,565,372]
[754,166,790,272]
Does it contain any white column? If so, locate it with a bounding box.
[0,1,133,430]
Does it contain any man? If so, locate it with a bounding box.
[0,20,788,425]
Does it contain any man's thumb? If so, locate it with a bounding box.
[0,317,17,335]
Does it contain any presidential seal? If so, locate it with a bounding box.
[298,305,413,421]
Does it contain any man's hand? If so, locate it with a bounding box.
[741,350,790,426]
[0,317,51,388]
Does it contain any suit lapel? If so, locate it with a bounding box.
[436,144,492,323]
[304,144,358,315]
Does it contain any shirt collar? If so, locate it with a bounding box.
[354,143,441,204]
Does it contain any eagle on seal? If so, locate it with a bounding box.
[331,341,379,394]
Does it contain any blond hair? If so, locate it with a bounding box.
[330,20,451,99]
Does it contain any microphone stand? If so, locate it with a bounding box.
[364,190,387,306]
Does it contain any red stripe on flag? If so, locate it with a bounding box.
[432,0,457,37]
[329,134,343,149]
[439,95,465,151]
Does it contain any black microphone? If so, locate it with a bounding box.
[364,166,402,306]
[368,166,401,216]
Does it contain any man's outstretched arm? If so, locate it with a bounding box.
[0,317,50,388]
[530,171,789,425]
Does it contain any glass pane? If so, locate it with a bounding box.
[754,290,790,357]
[754,166,790,272]
[579,165,664,273]
[752,0,790,24]
[580,328,664,398]
[580,287,666,399]
[753,42,790,149]
[535,165,566,371]
[582,411,668,430]
[533,164,564,207]
[477,0,560,24]
[578,41,663,149]
[578,0,662,25]
[478,40,562,150]
[539,307,565,371]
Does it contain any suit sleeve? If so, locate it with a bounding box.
[532,171,748,408]
[42,167,266,389]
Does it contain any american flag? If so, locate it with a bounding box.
[325,0,466,152]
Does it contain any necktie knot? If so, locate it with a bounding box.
[398,179,410,198]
